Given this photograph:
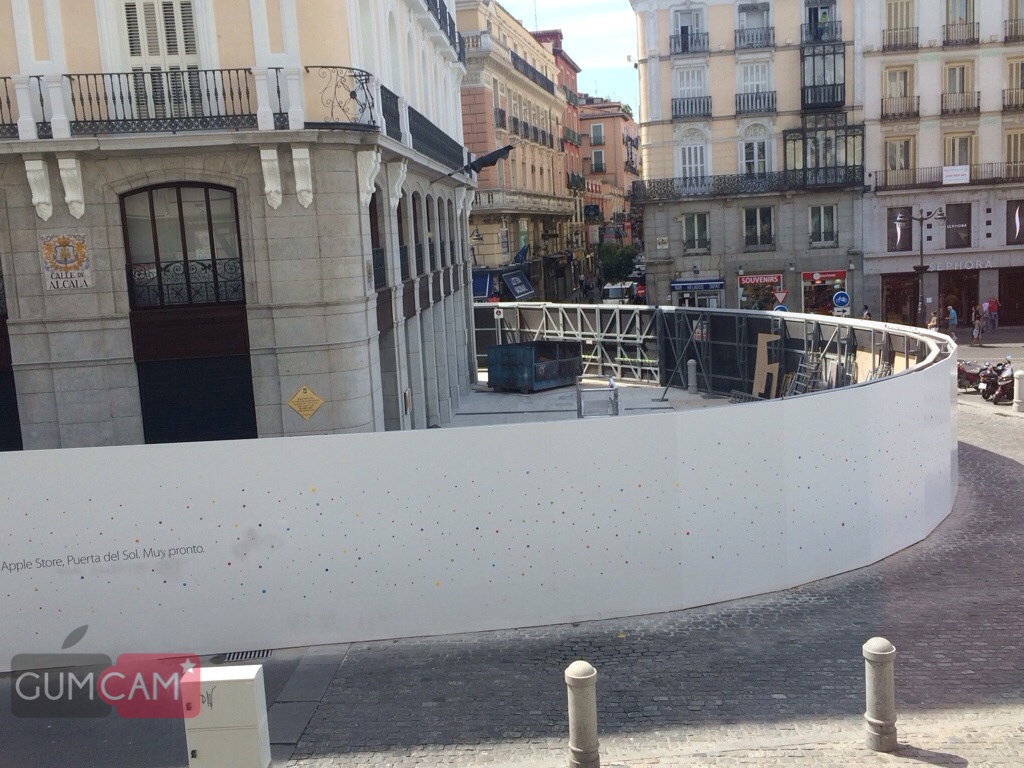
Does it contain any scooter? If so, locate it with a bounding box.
[978,357,1012,401]
[957,360,988,392]
[991,360,1015,405]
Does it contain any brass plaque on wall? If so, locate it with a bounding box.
[288,386,324,421]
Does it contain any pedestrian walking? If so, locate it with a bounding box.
[861,305,872,320]
[988,296,1000,328]
[970,306,983,347]
[946,305,958,341]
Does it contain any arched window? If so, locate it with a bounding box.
[121,183,244,307]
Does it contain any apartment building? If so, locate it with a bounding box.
[863,0,1024,326]
[630,0,865,312]
[0,0,474,451]
[456,0,576,300]
[579,95,642,256]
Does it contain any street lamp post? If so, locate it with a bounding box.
[895,207,945,326]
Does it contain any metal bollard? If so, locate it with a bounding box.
[1014,370,1023,413]
[565,660,600,768]
[687,359,697,394]
[863,637,898,752]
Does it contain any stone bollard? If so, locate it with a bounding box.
[687,359,698,394]
[565,660,600,768]
[863,637,897,752]
[1014,370,1024,413]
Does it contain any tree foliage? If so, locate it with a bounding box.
[598,242,638,282]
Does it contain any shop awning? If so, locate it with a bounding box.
[501,270,535,300]
[472,272,492,300]
[670,279,725,291]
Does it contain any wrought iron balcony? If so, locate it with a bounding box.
[624,161,638,175]
[881,95,920,120]
[566,172,585,190]
[372,248,387,290]
[669,31,710,55]
[802,84,845,110]
[744,236,775,252]
[672,95,712,120]
[65,68,262,135]
[304,66,376,128]
[801,21,842,44]
[409,106,466,171]
[380,85,402,141]
[423,0,463,62]
[873,162,1024,191]
[510,115,520,134]
[562,86,580,106]
[735,27,774,49]
[631,166,864,203]
[590,134,605,145]
[735,91,776,114]
[510,51,555,94]
[1007,18,1024,42]
[943,22,979,47]
[563,126,580,145]
[941,91,980,115]
[126,258,244,308]
[591,163,606,173]
[0,77,16,138]
[494,107,507,129]
[1004,89,1024,111]
[883,27,919,50]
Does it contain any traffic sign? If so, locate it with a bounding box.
[833,306,851,317]
[832,290,851,308]
[773,290,788,305]
[493,307,504,319]
[774,305,788,312]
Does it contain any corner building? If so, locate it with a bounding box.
[630,0,865,313]
[0,0,475,450]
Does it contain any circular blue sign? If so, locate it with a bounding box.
[833,291,851,307]
[774,305,788,312]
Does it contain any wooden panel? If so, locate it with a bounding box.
[403,281,416,319]
[419,275,430,309]
[130,304,250,362]
[376,287,394,331]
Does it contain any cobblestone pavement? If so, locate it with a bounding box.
[285,393,1024,768]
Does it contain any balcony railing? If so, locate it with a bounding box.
[304,66,376,128]
[941,91,980,115]
[801,21,842,44]
[126,257,244,308]
[735,27,774,49]
[591,163,606,173]
[423,0,463,63]
[631,166,864,202]
[943,22,979,47]
[471,189,575,216]
[672,95,712,119]
[562,86,580,107]
[802,84,845,110]
[1004,89,1024,111]
[669,32,710,55]
[590,134,605,145]
[409,106,466,171]
[566,172,584,190]
[372,247,387,290]
[380,85,402,141]
[510,115,520,134]
[624,161,638,175]
[0,77,16,138]
[873,162,1024,190]
[563,126,580,145]
[735,91,776,114]
[65,68,260,135]
[683,237,710,251]
[744,236,775,252]
[1007,18,1024,42]
[883,27,919,50]
[510,51,555,94]
[881,95,920,120]
[494,107,507,129]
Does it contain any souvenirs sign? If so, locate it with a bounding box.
[40,234,92,290]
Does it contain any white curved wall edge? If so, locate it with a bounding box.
[0,348,957,670]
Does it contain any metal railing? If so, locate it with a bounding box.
[1004,89,1024,111]
[566,172,584,190]
[874,162,1024,190]
[0,77,17,138]
[303,65,376,127]
[683,237,710,251]
[801,21,842,43]
[669,31,710,54]
[372,248,387,290]
[494,107,506,129]
[735,91,776,114]
[881,95,919,119]
[65,68,258,135]
[510,51,555,94]
[380,85,402,141]
[802,84,845,110]
[883,26,919,50]
[1007,18,1024,42]
[591,163,606,173]
[563,126,580,145]
[409,107,466,171]
[632,166,864,202]
[941,91,980,115]
[672,95,712,119]
[943,22,979,46]
[126,257,244,308]
[735,27,774,49]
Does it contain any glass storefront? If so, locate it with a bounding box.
[737,273,784,310]
[801,270,848,315]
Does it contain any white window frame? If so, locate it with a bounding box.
[744,206,774,248]
[675,66,707,98]
[681,212,710,251]
[739,60,771,93]
[95,0,218,72]
[809,204,837,246]
[592,149,605,172]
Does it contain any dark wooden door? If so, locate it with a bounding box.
[998,267,1024,326]
[0,319,23,451]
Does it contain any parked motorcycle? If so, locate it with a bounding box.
[957,360,988,392]
[978,357,1012,401]
[992,359,1015,405]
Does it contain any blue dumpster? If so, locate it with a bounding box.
[486,341,583,393]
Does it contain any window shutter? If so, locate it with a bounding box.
[143,2,160,57]
[125,2,142,57]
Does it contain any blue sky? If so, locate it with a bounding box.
[495,0,640,113]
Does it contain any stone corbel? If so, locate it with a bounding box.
[260,148,282,209]
[58,158,85,219]
[357,150,382,210]
[387,160,407,212]
[292,146,313,208]
[24,158,52,221]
